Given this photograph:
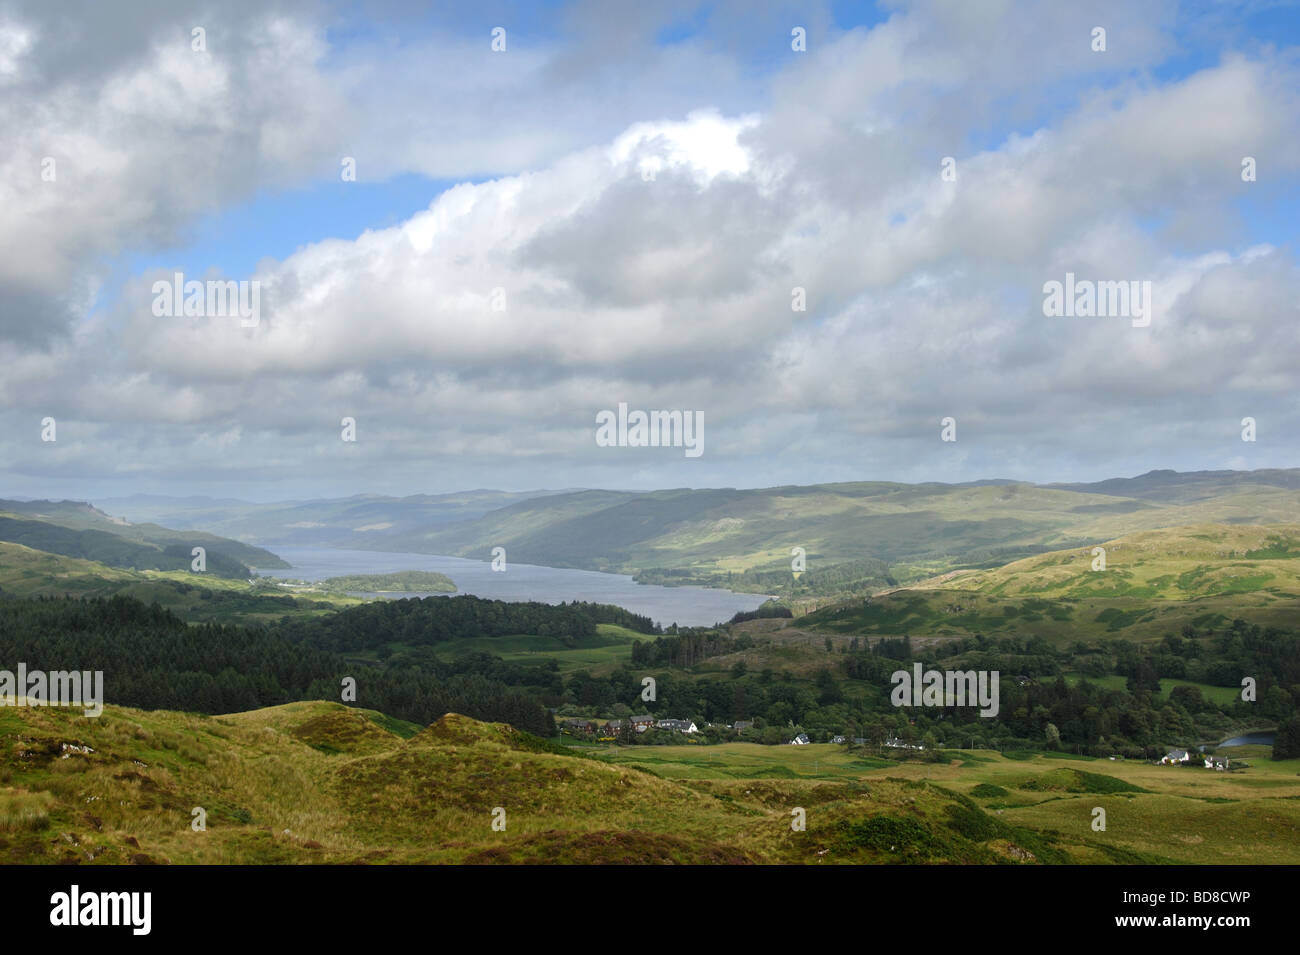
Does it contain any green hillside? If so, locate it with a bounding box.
[96,490,569,551]
[0,541,352,625]
[806,523,1300,643]
[399,470,1300,591]
[915,523,1300,599]
[0,499,288,575]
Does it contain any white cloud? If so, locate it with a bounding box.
[0,0,1297,497]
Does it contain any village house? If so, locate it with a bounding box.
[1160,749,1192,765]
[629,715,656,733]
[789,733,811,745]
[656,718,698,734]
[604,719,627,736]
[732,720,754,731]
[884,736,924,750]
[1204,755,1230,771]
[560,719,595,735]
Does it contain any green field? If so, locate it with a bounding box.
[595,740,894,781]
[593,739,1300,864]
[303,570,457,594]
[430,623,645,672]
[1059,673,1241,705]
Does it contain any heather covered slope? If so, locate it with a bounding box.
[806,524,1300,644]
[0,703,760,864]
[912,523,1300,600]
[6,702,1300,865]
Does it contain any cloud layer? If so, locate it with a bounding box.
[1,0,1297,499]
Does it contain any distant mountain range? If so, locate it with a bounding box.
[96,489,570,555]
[89,468,1300,586]
[0,498,287,578]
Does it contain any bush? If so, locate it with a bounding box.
[836,815,932,852]
[945,804,1001,841]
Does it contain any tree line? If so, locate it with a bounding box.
[273,594,657,653]
[0,594,552,735]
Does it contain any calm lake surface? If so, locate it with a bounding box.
[251,546,769,628]
[1218,732,1276,747]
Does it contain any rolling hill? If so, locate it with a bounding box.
[9,701,1297,865]
[93,470,1300,596]
[805,523,1300,644]
[0,499,288,577]
[0,541,353,625]
[442,470,1300,585]
[96,490,572,550]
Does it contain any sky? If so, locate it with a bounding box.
[1,0,1298,502]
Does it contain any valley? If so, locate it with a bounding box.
[2,470,1299,866]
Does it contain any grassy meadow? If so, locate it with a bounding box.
[424,623,647,673]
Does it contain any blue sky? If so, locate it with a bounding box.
[115,173,464,285]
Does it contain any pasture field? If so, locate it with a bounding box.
[428,623,646,672]
[1059,673,1241,706]
[594,740,1300,864]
